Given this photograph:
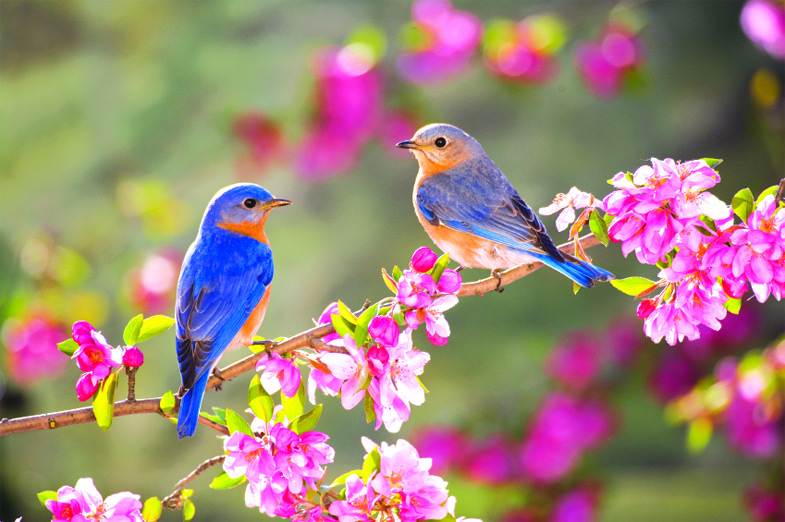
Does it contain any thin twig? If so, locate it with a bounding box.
[775,178,785,205]
[126,367,137,402]
[162,455,226,510]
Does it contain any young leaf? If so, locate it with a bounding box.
[142,497,162,522]
[209,471,246,490]
[123,314,144,345]
[731,188,754,224]
[430,252,450,284]
[224,408,254,437]
[330,470,362,488]
[381,268,398,294]
[337,300,358,325]
[201,407,227,426]
[136,315,175,343]
[248,375,274,422]
[701,158,723,169]
[362,446,381,482]
[756,185,778,206]
[589,209,610,246]
[724,296,742,314]
[93,372,118,431]
[610,276,658,297]
[331,314,355,338]
[37,490,58,507]
[289,404,323,435]
[392,265,403,281]
[363,392,376,424]
[687,417,713,454]
[183,498,195,521]
[160,390,176,413]
[281,380,306,421]
[57,338,79,357]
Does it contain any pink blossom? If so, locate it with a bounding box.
[232,112,284,176]
[436,269,462,294]
[411,426,468,475]
[539,187,595,232]
[2,315,69,385]
[75,372,101,402]
[121,347,144,368]
[328,474,376,522]
[373,333,430,432]
[410,246,439,273]
[320,335,372,410]
[127,249,183,315]
[368,316,400,347]
[574,26,643,99]
[317,302,342,344]
[256,352,302,398]
[397,270,436,308]
[45,478,143,522]
[545,331,604,391]
[72,327,122,377]
[552,487,599,522]
[741,0,785,60]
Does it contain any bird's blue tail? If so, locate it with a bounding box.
[532,251,614,288]
[177,372,209,439]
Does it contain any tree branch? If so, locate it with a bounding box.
[0,234,606,437]
[162,455,226,510]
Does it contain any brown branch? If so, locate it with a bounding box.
[0,234,606,437]
[775,178,785,205]
[162,455,226,510]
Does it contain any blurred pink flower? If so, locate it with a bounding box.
[552,486,599,522]
[647,348,700,403]
[744,483,785,521]
[574,25,644,99]
[411,426,468,475]
[232,112,285,176]
[45,477,143,522]
[464,435,516,484]
[127,249,182,315]
[380,111,420,159]
[484,18,560,83]
[741,0,785,60]
[545,331,604,391]
[2,315,69,385]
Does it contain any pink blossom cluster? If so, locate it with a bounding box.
[744,482,785,522]
[45,477,143,522]
[483,16,565,84]
[126,249,182,315]
[232,111,285,176]
[574,24,644,99]
[2,314,69,385]
[539,186,598,233]
[740,0,785,61]
[223,414,335,517]
[328,439,461,521]
[71,321,144,401]
[397,0,482,84]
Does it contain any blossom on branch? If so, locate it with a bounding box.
[45,477,143,522]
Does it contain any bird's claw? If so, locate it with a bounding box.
[251,339,278,359]
[455,265,466,273]
[491,269,504,293]
[211,368,225,391]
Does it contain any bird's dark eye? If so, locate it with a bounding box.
[243,198,257,209]
[434,137,447,148]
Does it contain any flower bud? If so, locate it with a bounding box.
[410,246,438,273]
[122,347,144,368]
[368,316,400,347]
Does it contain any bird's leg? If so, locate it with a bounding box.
[455,265,466,272]
[491,269,505,293]
[211,368,225,391]
[251,339,278,359]
[176,384,186,398]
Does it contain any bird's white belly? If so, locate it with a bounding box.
[430,233,539,270]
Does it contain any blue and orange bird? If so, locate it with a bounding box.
[396,123,613,288]
[175,183,290,438]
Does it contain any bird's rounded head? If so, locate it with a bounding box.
[396,123,485,176]
[201,183,291,242]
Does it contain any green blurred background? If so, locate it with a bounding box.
[0,1,783,520]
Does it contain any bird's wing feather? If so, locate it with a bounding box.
[176,241,273,390]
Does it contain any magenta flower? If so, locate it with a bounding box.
[374,333,430,432]
[545,331,604,391]
[232,111,285,175]
[45,478,143,522]
[70,321,123,401]
[741,0,785,60]
[465,435,516,484]
[256,352,302,398]
[397,270,437,308]
[483,17,563,84]
[75,372,101,402]
[121,347,144,368]
[317,302,342,344]
[328,474,376,522]
[405,295,458,346]
[436,269,462,294]
[574,25,643,99]
[744,483,785,522]
[647,348,700,404]
[539,187,596,232]
[368,316,400,347]
[320,335,372,410]
[411,426,468,475]
[2,315,69,385]
[552,487,598,522]
[410,246,439,273]
[127,249,182,315]
[397,0,482,84]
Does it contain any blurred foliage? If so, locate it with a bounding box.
[0,1,783,521]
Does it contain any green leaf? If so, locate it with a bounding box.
[731,188,754,224]
[392,265,403,281]
[225,408,254,437]
[160,390,176,413]
[37,490,58,507]
[330,470,362,488]
[346,24,387,63]
[362,446,381,482]
[687,417,713,453]
[248,375,274,422]
[201,407,227,425]
[142,497,162,522]
[331,314,355,338]
[289,404,323,435]
[430,252,450,284]
[337,300,358,325]
[363,391,376,424]
[183,498,195,521]
[588,210,610,246]
[354,302,380,347]
[701,158,723,169]
[281,380,306,420]
[123,314,144,345]
[724,296,741,314]
[136,315,175,343]
[381,268,398,294]
[209,471,246,490]
[610,276,658,297]
[756,185,779,206]
[57,338,79,357]
[93,372,118,431]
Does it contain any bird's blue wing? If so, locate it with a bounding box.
[176,239,273,390]
[416,165,564,262]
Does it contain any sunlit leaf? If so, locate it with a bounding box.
[331,314,355,338]
[381,268,398,294]
[392,265,403,281]
[724,296,741,314]
[93,372,118,432]
[700,158,723,169]
[755,185,778,206]
[209,472,246,490]
[160,390,176,413]
[37,490,57,507]
[123,314,144,345]
[589,209,610,246]
[430,252,450,284]
[731,188,754,224]
[137,315,175,343]
[337,300,358,325]
[363,392,376,424]
[610,276,658,297]
[354,302,379,347]
[248,375,274,422]
[142,497,162,522]
[330,470,362,488]
[57,338,79,357]
[225,408,253,437]
[686,417,713,453]
[281,380,306,421]
[362,446,381,482]
[183,498,195,521]
[289,404,323,435]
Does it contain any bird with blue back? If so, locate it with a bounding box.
[175,183,290,438]
[396,123,613,288]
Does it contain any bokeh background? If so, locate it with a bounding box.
[1,1,783,521]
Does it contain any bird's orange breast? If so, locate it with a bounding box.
[217,216,270,243]
[231,285,272,348]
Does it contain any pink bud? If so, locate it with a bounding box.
[367,345,389,377]
[122,347,144,368]
[368,316,400,347]
[436,269,462,294]
[72,321,95,345]
[76,373,100,401]
[636,299,656,319]
[410,246,438,273]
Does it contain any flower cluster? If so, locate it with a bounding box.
[223,413,335,517]
[574,24,644,99]
[740,0,785,61]
[44,478,143,522]
[125,249,182,315]
[539,186,599,234]
[71,321,143,401]
[2,314,69,385]
[328,439,463,521]
[397,0,482,84]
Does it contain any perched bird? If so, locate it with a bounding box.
[175,183,290,438]
[397,123,613,288]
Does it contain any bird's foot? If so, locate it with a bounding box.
[251,339,278,359]
[455,265,466,273]
[211,368,225,391]
[176,384,186,399]
[491,269,505,293]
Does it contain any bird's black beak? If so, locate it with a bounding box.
[395,140,418,150]
[266,198,292,209]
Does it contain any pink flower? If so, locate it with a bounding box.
[744,483,785,521]
[405,295,458,346]
[436,269,462,294]
[127,249,183,315]
[397,0,482,84]
[328,474,376,522]
[397,270,437,308]
[552,487,599,522]
[368,316,400,347]
[317,302,342,344]
[75,372,101,402]
[647,349,699,404]
[483,16,564,84]
[256,352,302,398]
[539,187,595,232]
[379,111,420,160]
[45,478,143,522]
[70,321,122,401]
[320,335,372,410]
[411,426,468,475]
[373,333,430,432]
[2,315,69,385]
[545,331,604,391]
[410,246,439,273]
[121,347,144,368]
[741,0,785,60]
[574,26,643,99]
[464,435,516,484]
[232,112,284,175]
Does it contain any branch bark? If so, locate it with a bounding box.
[0,234,605,437]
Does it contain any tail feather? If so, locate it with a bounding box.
[532,251,614,288]
[177,372,210,439]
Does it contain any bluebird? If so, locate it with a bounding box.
[175,183,290,438]
[396,123,613,288]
